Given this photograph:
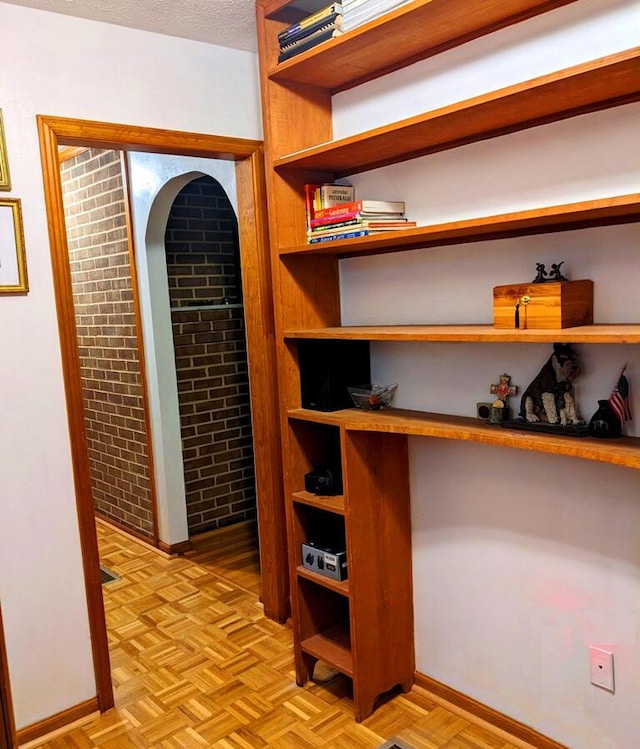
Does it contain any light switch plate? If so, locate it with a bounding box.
[589,646,614,692]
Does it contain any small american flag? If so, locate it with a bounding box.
[609,365,632,425]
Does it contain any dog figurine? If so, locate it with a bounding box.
[519,343,584,426]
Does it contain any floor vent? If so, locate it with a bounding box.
[378,740,416,749]
[100,566,120,585]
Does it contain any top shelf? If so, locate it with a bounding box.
[274,48,640,176]
[267,0,579,92]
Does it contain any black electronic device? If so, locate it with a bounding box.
[299,340,371,411]
[304,468,342,496]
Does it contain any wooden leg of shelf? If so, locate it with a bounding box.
[296,651,316,687]
[353,693,376,724]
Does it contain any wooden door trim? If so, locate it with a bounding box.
[37,115,287,714]
[0,605,17,749]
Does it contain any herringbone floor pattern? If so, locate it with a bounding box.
[36,521,525,748]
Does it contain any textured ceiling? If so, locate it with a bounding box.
[1,0,260,52]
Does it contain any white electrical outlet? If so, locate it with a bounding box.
[589,646,615,692]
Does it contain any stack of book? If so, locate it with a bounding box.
[278,3,344,63]
[305,184,415,244]
[342,0,411,33]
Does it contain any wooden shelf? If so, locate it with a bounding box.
[284,324,640,344]
[268,0,579,92]
[296,566,350,597]
[289,408,640,470]
[279,194,640,257]
[275,49,640,176]
[292,490,345,515]
[258,0,638,724]
[300,623,353,677]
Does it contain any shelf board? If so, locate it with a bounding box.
[300,623,353,677]
[296,565,350,597]
[274,48,640,176]
[268,0,579,92]
[288,408,640,470]
[279,194,640,257]
[284,324,640,344]
[292,490,346,515]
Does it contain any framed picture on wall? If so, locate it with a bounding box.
[0,199,28,293]
[0,110,10,191]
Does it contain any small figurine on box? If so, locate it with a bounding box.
[532,263,548,283]
[549,261,568,281]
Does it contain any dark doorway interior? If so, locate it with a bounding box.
[165,176,257,537]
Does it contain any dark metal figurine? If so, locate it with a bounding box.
[532,262,547,283]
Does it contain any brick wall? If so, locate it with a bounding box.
[165,176,256,535]
[61,148,155,538]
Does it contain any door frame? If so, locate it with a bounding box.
[37,115,288,712]
[0,604,17,749]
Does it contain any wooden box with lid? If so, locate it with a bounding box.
[493,279,593,329]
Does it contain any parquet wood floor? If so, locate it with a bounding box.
[33,522,528,749]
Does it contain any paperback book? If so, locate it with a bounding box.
[278,24,343,62]
[310,218,414,232]
[308,227,411,243]
[311,212,407,229]
[278,2,344,45]
[279,12,343,48]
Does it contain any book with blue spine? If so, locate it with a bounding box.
[308,228,371,244]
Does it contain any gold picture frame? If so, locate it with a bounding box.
[0,198,28,293]
[0,110,10,191]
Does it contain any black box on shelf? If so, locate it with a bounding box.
[304,467,342,495]
[299,340,371,411]
[302,541,348,581]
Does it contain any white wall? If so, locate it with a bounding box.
[0,2,260,729]
[337,1,639,746]
[126,153,238,547]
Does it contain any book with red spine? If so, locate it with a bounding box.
[314,199,405,219]
[304,183,322,232]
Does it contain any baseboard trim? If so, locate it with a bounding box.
[414,672,568,749]
[17,697,99,746]
[158,539,192,556]
[94,511,156,547]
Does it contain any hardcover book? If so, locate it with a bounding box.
[304,183,322,232]
[314,199,405,218]
[316,183,355,207]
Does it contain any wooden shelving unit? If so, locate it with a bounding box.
[268,0,580,91]
[256,0,640,723]
[292,490,345,515]
[296,565,350,596]
[289,408,640,471]
[279,193,640,257]
[284,324,640,344]
[275,48,640,175]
